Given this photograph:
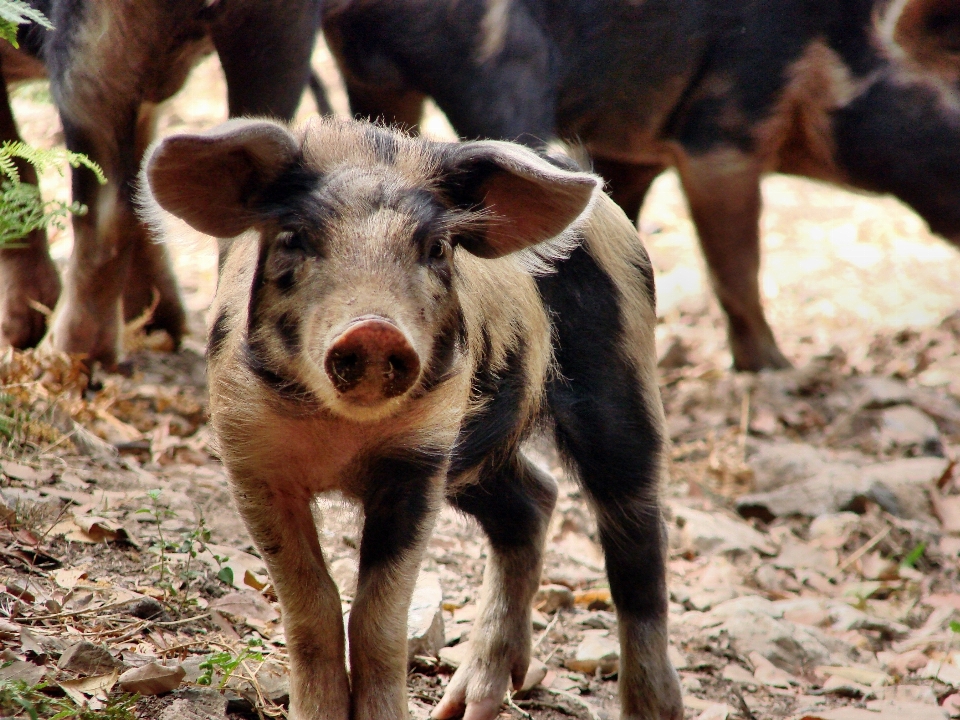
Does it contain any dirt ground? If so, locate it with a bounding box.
[2,38,960,720]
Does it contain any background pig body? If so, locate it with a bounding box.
[0,0,320,366]
[144,117,682,720]
[322,0,960,371]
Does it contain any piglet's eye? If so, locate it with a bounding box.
[427,238,448,260]
[279,231,308,252]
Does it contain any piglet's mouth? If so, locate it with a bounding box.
[323,316,421,405]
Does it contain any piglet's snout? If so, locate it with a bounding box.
[324,317,421,404]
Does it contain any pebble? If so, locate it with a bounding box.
[534,584,575,613]
[565,630,620,675]
[407,571,445,662]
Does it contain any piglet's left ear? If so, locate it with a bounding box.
[439,140,600,258]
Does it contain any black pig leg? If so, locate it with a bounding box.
[210,0,320,121]
[434,452,557,720]
[675,148,790,371]
[349,451,445,720]
[539,245,682,720]
[0,65,60,349]
[122,102,185,344]
[590,157,666,227]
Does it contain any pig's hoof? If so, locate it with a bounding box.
[43,299,122,369]
[730,339,793,372]
[431,649,525,720]
[0,251,61,349]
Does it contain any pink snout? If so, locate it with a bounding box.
[324,317,421,404]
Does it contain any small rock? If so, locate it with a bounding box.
[514,658,548,699]
[751,651,796,687]
[330,557,358,596]
[921,660,960,687]
[748,442,827,492]
[408,571,445,662]
[530,608,549,630]
[816,665,891,688]
[877,406,942,456]
[118,662,185,696]
[438,642,471,671]
[565,630,620,675]
[856,377,913,409]
[942,693,960,718]
[534,584,575,613]
[671,505,777,556]
[722,663,757,687]
[57,640,121,675]
[809,512,861,542]
[694,703,733,720]
[159,687,229,720]
[878,650,930,676]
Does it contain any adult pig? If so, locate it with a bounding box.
[322,0,960,371]
[0,0,320,367]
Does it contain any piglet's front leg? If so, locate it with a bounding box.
[231,479,350,720]
[349,451,446,720]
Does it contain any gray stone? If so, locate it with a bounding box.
[57,640,121,675]
[878,406,941,455]
[748,442,827,492]
[159,688,228,720]
[407,571,445,662]
[691,596,855,675]
[566,630,620,675]
[856,377,912,409]
[671,505,777,556]
[534,584,575,613]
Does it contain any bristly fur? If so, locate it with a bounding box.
[141,115,678,720]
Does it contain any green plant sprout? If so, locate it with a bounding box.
[197,639,265,688]
[136,488,176,585]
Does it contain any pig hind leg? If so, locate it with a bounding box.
[210,0,320,121]
[675,149,790,371]
[0,69,60,349]
[433,452,557,720]
[590,157,666,226]
[122,103,186,343]
[538,245,683,720]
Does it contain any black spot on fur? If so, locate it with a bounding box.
[275,312,300,355]
[207,309,230,360]
[536,244,667,621]
[357,448,446,569]
[421,306,465,392]
[255,163,322,223]
[448,453,556,550]
[242,338,313,402]
[449,334,528,477]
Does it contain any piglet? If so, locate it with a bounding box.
[143,116,681,720]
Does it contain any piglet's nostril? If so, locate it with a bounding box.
[324,319,421,403]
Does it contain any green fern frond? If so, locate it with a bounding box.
[0,0,53,48]
[0,141,105,184]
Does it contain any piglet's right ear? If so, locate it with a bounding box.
[144,119,300,238]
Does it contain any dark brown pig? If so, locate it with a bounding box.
[322,0,960,371]
[0,0,320,367]
[142,116,682,720]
